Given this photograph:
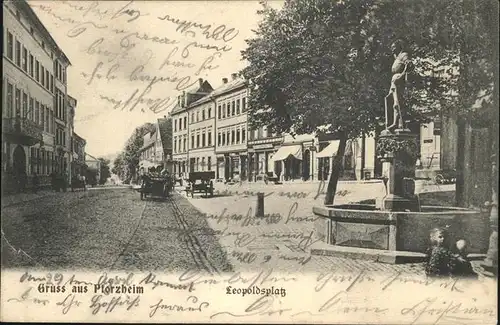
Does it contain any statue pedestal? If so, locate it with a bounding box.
[377,129,420,212]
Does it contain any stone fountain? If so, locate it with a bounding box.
[311,41,490,263]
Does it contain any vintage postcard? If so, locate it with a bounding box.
[1,0,498,323]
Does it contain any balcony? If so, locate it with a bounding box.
[2,117,43,146]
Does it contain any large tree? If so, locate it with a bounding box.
[242,0,444,205]
[114,122,156,183]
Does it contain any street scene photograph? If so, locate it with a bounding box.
[1,0,498,323]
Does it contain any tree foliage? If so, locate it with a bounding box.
[241,0,498,204]
[113,122,155,183]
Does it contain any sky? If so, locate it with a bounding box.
[30,0,284,158]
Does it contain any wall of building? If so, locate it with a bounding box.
[2,1,71,189]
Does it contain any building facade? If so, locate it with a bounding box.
[71,132,86,178]
[214,75,248,181]
[170,79,214,179]
[170,74,458,184]
[138,117,173,174]
[85,153,101,183]
[187,95,216,175]
[2,0,71,191]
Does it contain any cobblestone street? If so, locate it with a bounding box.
[1,188,231,273]
[1,181,493,279]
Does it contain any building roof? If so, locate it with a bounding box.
[17,0,71,65]
[157,117,172,150]
[73,132,86,144]
[187,77,247,108]
[170,79,213,115]
[211,77,247,97]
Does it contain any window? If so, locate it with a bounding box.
[202,110,205,120]
[232,101,236,116]
[50,74,54,93]
[6,83,13,117]
[41,104,45,130]
[227,103,231,117]
[183,137,187,151]
[174,119,177,132]
[29,97,34,121]
[208,131,212,146]
[236,99,240,114]
[174,136,177,152]
[218,133,221,146]
[231,130,235,144]
[35,101,40,124]
[202,133,206,147]
[191,135,194,148]
[196,134,200,148]
[41,66,45,87]
[183,117,187,129]
[15,40,21,66]
[45,106,50,132]
[222,133,226,146]
[45,70,50,90]
[29,54,34,76]
[22,92,27,118]
[7,32,14,60]
[15,88,21,116]
[35,60,40,82]
[196,111,199,122]
[242,97,247,112]
[208,107,211,118]
[178,138,182,152]
[208,157,212,171]
[218,105,221,119]
[222,104,226,118]
[242,128,246,142]
[236,129,240,143]
[191,113,194,123]
[22,47,28,71]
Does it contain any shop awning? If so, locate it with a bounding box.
[317,140,340,158]
[271,145,302,161]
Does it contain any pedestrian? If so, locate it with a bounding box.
[32,172,39,193]
[424,227,455,278]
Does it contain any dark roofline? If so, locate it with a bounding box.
[17,0,72,65]
[73,132,86,143]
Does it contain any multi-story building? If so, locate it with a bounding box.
[170,73,459,184]
[2,0,71,190]
[214,75,248,181]
[186,94,216,175]
[138,117,173,173]
[71,132,86,178]
[170,79,214,178]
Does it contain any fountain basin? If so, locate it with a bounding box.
[312,204,490,264]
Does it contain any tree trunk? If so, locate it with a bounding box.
[324,135,348,205]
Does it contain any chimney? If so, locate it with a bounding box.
[231,73,238,80]
[222,78,228,84]
[198,78,203,86]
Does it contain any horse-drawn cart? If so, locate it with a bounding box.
[186,171,215,198]
[139,175,173,200]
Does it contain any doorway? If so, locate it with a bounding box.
[13,145,26,175]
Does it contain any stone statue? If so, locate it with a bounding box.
[385,40,412,131]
